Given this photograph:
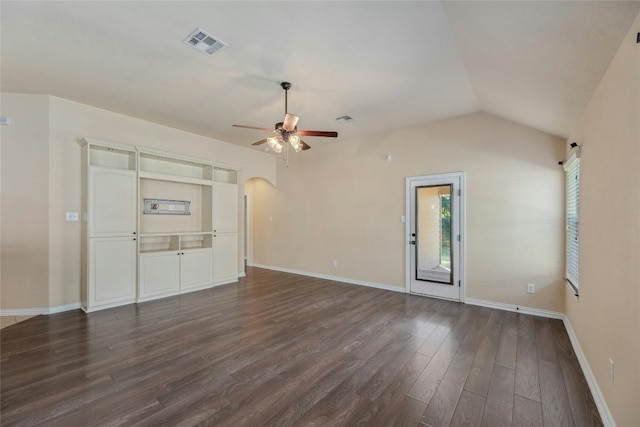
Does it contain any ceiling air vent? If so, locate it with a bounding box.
[336,115,354,123]
[184,28,227,56]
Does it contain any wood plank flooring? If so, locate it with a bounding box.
[0,267,603,426]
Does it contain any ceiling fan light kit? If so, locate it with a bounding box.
[233,82,338,166]
[267,136,282,153]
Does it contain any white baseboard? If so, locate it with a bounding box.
[1,302,81,316]
[464,298,564,319]
[48,302,82,314]
[562,316,616,427]
[251,263,406,294]
[137,291,182,304]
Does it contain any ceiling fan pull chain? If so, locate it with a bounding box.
[284,140,290,167]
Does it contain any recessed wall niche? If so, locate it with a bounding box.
[139,179,208,234]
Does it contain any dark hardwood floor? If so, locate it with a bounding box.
[1,267,602,426]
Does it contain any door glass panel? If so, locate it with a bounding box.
[415,185,453,285]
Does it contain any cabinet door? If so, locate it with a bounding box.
[89,237,136,307]
[139,251,181,298]
[214,233,238,283]
[181,248,213,290]
[213,183,238,232]
[90,167,137,237]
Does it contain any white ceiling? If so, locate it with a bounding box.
[2,1,638,150]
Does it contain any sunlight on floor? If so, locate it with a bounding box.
[0,316,35,329]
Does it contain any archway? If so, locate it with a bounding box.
[243,177,275,268]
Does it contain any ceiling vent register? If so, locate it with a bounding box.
[336,115,354,123]
[184,28,227,56]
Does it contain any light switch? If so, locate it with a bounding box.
[66,212,79,222]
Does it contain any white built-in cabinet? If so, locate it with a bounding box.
[81,138,238,312]
[138,234,215,300]
[213,232,238,283]
[213,181,238,232]
[82,143,138,311]
[90,237,137,304]
[89,168,137,237]
[213,174,238,284]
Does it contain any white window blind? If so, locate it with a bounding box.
[563,149,580,295]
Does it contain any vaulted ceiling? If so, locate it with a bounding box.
[2,1,638,150]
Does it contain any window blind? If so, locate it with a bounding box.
[563,150,580,295]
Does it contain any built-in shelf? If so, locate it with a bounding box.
[214,167,237,184]
[88,144,136,171]
[138,171,212,186]
[181,233,213,250]
[138,234,180,253]
[139,151,213,183]
[139,232,213,253]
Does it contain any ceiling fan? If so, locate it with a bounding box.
[233,82,338,154]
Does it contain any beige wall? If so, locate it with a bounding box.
[250,111,566,312]
[564,13,640,427]
[1,93,275,310]
[1,94,50,309]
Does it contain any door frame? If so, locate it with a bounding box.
[405,172,465,302]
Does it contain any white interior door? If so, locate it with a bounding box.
[407,173,464,301]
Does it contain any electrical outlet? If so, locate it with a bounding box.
[527,283,535,294]
[66,212,79,222]
[332,260,338,268]
[609,359,614,383]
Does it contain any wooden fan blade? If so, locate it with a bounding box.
[233,124,274,132]
[251,138,268,146]
[283,113,299,131]
[297,130,338,138]
[301,140,311,151]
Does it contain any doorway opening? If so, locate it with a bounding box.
[406,173,464,301]
[416,184,452,284]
